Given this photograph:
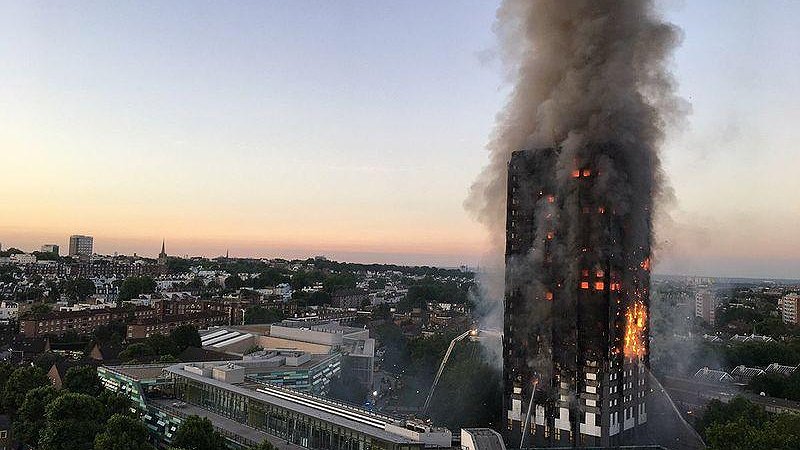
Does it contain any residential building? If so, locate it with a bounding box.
[20,306,157,338]
[41,244,60,254]
[779,293,800,325]
[126,311,227,339]
[695,289,719,325]
[68,234,93,258]
[765,363,799,377]
[88,341,124,362]
[9,253,36,264]
[731,366,765,384]
[154,296,251,325]
[730,334,776,344]
[0,302,19,323]
[693,367,734,384]
[4,336,50,362]
[503,148,651,447]
[332,289,367,309]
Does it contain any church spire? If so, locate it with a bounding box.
[158,238,167,266]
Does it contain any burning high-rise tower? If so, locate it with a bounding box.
[503,145,651,447]
[466,2,682,445]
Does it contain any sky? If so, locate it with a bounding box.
[1,1,799,278]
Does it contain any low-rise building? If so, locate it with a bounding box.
[41,244,60,254]
[126,311,227,339]
[730,334,776,344]
[693,367,733,384]
[332,289,368,309]
[10,253,36,265]
[765,363,799,377]
[0,302,19,323]
[20,306,157,338]
[98,361,452,450]
[731,365,765,384]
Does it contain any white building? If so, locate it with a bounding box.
[41,244,60,254]
[69,235,93,257]
[779,293,800,325]
[695,289,718,325]
[0,301,19,322]
[10,253,36,265]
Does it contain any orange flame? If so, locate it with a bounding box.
[623,302,647,359]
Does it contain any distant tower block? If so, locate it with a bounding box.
[68,235,93,259]
[503,148,651,448]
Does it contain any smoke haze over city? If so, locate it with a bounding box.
[2,1,800,278]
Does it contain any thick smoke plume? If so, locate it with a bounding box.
[467,0,685,334]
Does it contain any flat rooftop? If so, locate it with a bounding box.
[150,399,304,450]
[102,364,172,381]
[165,363,419,444]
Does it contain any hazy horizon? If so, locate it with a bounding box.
[2,1,799,279]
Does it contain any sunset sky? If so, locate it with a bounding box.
[2,1,799,278]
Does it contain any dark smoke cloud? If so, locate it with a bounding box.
[466,0,687,322]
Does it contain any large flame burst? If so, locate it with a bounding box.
[623,301,647,359]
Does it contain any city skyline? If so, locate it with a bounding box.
[2,1,800,278]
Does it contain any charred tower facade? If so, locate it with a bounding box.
[503,147,651,447]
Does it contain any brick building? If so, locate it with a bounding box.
[126,311,227,339]
[20,306,157,338]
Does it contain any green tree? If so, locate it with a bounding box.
[166,257,192,274]
[170,325,201,351]
[244,306,285,325]
[33,251,60,261]
[100,391,134,418]
[64,365,103,396]
[3,365,50,411]
[249,440,277,450]
[306,291,331,306]
[146,333,179,357]
[243,345,264,355]
[119,343,156,363]
[250,269,289,288]
[43,280,62,302]
[183,278,204,293]
[0,247,24,256]
[323,273,356,293]
[13,386,62,446]
[705,414,800,450]
[27,302,53,319]
[0,362,14,394]
[62,277,96,302]
[171,415,227,450]
[93,320,128,344]
[118,276,156,301]
[39,393,106,450]
[34,351,64,370]
[94,414,156,450]
[224,274,243,290]
[374,304,392,320]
